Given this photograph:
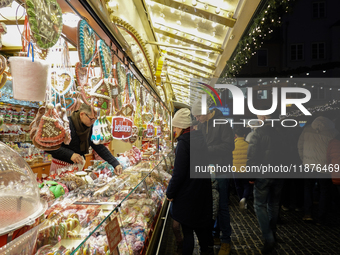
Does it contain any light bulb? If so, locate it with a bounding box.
[216,6,220,14]
[192,0,197,6]
[170,8,175,13]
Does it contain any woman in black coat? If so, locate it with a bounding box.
[166,108,213,255]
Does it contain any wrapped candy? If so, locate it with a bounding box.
[132,241,144,252]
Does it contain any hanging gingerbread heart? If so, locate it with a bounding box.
[116,62,126,92]
[26,0,63,49]
[78,20,96,67]
[98,39,112,78]
[142,112,153,123]
[131,126,138,136]
[127,73,133,99]
[35,112,66,143]
[51,70,74,96]
[119,104,134,117]
[0,0,13,8]
[64,97,75,110]
[129,135,138,144]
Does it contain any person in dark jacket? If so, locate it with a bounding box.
[47,104,122,175]
[166,108,213,255]
[192,101,234,255]
[247,110,285,254]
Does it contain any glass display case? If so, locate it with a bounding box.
[32,152,174,255]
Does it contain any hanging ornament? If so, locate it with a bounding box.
[97,39,112,78]
[26,0,63,49]
[78,20,96,67]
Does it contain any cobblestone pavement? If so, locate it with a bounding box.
[159,193,340,255]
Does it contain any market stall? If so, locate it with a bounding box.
[0,0,174,254]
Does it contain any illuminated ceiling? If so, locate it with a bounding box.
[115,0,262,106]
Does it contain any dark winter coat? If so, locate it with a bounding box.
[47,117,119,168]
[166,130,212,228]
[197,108,234,176]
[327,134,340,185]
[247,122,287,167]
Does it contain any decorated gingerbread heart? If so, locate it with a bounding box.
[26,0,63,49]
[116,62,126,92]
[51,70,74,96]
[0,0,13,8]
[78,20,96,67]
[142,112,153,123]
[34,107,65,146]
[119,104,134,117]
[129,135,138,144]
[98,39,112,78]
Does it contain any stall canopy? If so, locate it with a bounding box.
[105,0,261,107]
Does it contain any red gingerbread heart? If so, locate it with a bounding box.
[35,109,65,145]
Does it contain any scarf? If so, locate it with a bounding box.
[71,111,91,154]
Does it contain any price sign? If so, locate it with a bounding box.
[105,217,122,253]
[146,123,154,137]
[112,116,133,139]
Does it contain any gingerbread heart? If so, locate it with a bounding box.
[127,73,133,98]
[35,109,65,144]
[142,112,153,123]
[131,126,138,136]
[26,0,63,49]
[51,70,74,96]
[129,135,138,144]
[98,40,112,78]
[0,0,13,8]
[119,104,134,117]
[75,62,88,87]
[78,20,96,67]
[64,97,75,110]
[116,62,126,91]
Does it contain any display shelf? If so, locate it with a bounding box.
[0,102,40,109]
[31,152,173,254]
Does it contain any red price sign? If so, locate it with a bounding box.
[146,124,154,137]
[156,126,162,137]
[112,116,133,139]
[105,217,122,253]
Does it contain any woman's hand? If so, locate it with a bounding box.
[167,197,173,202]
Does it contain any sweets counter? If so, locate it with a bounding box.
[33,151,175,255]
[30,154,95,179]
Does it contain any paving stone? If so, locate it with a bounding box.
[158,193,340,254]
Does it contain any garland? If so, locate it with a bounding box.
[220,0,297,80]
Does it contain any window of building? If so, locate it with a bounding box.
[312,42,325,59]
[311,86,325,99]
[257,49,268,66]
[313,2,325,18]
[291,44,304,61]
[257,90,267,99]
